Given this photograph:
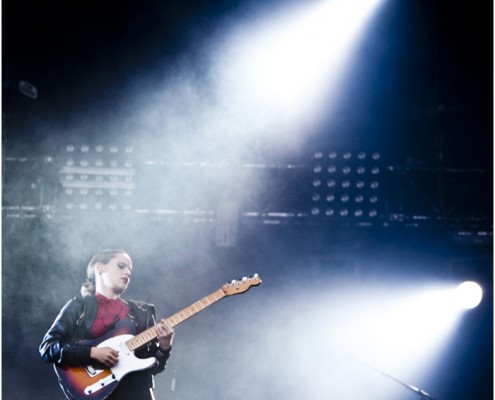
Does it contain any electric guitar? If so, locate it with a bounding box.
[54,274,262,400]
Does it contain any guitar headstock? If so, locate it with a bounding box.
[221,274,262,296]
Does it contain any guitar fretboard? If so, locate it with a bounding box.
[126,289,226,351]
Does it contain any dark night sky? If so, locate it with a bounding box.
[2,0,493,400]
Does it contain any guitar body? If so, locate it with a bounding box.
[55,320,157,400]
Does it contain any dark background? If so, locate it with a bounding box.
[2,0,493,399]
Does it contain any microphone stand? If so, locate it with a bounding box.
[356,358,436,400]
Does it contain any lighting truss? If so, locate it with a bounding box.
[3,145,492,238]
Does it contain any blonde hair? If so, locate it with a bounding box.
[80,249,129,297]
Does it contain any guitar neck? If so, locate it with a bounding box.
[126,289,226,352]
[164,288,226,327]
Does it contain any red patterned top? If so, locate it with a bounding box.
[91,293,130,338]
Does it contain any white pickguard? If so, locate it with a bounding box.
[84,334,157,395]
[98,334,157,379]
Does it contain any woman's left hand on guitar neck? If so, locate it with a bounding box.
[156,319,174,350]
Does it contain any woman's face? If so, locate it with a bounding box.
[97,253,133,295]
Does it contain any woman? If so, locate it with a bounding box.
[39,249,175,400]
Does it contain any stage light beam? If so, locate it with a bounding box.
[351,281,482,380]
[211,0,386,142]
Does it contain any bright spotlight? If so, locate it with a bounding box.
[456,281,483,309]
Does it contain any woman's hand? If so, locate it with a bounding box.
[156,319,174,350]
[90,346,119,368]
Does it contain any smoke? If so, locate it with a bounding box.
[150,269,442,400]
[46,0,336,164]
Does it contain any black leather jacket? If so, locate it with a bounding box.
[39,295,171,399]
